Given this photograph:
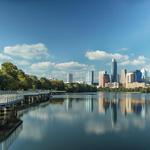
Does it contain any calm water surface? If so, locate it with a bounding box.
[1,92,150,150]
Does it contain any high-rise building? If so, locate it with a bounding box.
[141,69,147,80]
[120,69,127,86]
[99,71,110,87]
[134,70,142,82]
[117,74,120,83]
[111,59,117,82]
[126,72,135,83]
[99,71,105,87]
[86,71,94,85]
[67,73,73,83]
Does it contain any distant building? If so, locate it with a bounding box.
[99,71,110,87]
[126,72,135,83]
[120,69,127,87]
[99,71,105,87]
[141,69,147,81]
[86,71,94,85]
[105,82,119,88]
[145,77,150,83]
[67,73,73,83]
[117,74,120,83]
[75,80,84,84]
[125,71,147,88]
[126,82,146,89]
[134,70,142,82]
[111,59,117,82]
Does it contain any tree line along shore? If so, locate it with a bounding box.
[1,62,150,93]
[0,62,97,92]
[98,87,150,93]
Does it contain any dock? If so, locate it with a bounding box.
[0,90,66,113]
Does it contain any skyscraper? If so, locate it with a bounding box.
[126,72,135,83]
[86,71,94,85]
[111,59,117,82]
[120,69,127,86]
[134,70,142,82]
[141,69,147,80]
[99,71,110,87]
[67,73,73,83]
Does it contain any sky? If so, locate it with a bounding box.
[0,0,150,82]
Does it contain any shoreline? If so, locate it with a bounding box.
[98,87,150,93]
[0,119,22,142]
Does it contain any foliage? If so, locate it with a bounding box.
[98,87,150,93]
[0,62,97,92]
[65,83,97,92]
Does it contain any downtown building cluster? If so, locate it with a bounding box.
[99,59,148,89]
[66,71,94,85]
[66,58,149,89]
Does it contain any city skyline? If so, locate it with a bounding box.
[1,1,150,150]
[0,0,150,81]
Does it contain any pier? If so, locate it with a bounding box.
[0,90,66,150]
[0,90,66,112]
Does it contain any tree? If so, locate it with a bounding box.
[0,62,97,92]
[40,77,51,89]
[1,62,18,78]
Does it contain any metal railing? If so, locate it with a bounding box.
[0,90,51,106]
[0,94,24,105]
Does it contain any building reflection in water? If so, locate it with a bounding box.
[98,93,109,114]
[85,95,94,113]
[111,101,118,126]
[52,93,148,127]
[66,95,72,111]
[1,93,149,148]
[98,92,147,127]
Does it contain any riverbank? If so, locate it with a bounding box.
[98,87,150,93]
[0,118,22,142]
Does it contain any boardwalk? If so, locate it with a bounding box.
[0,90,65,107]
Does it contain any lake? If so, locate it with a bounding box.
[1,92,150,150]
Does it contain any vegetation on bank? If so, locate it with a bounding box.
[98,87,150,93]
[65,83,97,92]
[0,62,97,92]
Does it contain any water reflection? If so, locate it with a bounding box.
[0,123,22,150]
[52,93,150,134]
[98,92,147,127]
[4,92,150,150]
[0,112,22,150]
[85,95,94,113]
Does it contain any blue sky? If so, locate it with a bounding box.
[0,0,150,81]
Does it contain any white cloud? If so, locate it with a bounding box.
[4,43,50,60]
[85,50,129,60]
[120,55,146,66]
[30,61,91,81]
[55,61,88,70]
[31,61,55,70]
[31,61,89,71]
[0,53,12,61]
[85,49,147,68]
[14,60,30,66]
[0,43,93,81]
[132,56,146,65]
[85,121,108,135]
